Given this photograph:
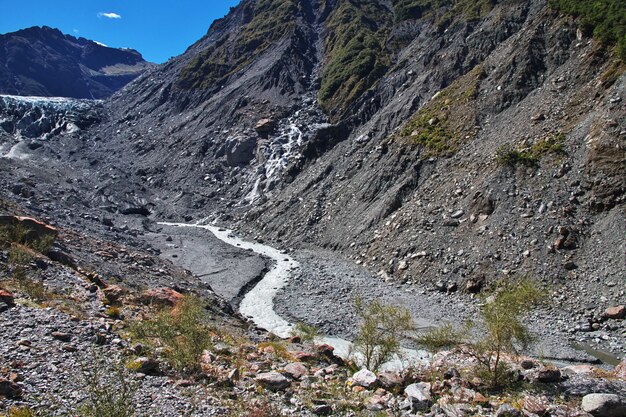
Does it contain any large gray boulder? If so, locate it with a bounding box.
[404,382,432,412]
[581,394,626,417]
[225,136,256,166]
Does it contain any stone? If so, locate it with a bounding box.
[521,396,548,415]
[140,287,183,306]
[351,368,377,388]
[255,118,275,135]
[0,378,23,398]
[228,368,240,381]
[255,371,291,391]
[465,276,484,293]
[564,261,578,270]
[377,371,404,389]
[129,357,160,375]
[0,289,15,307]
[604,305,625,320]
[284,362,308,380]
[225,136,257,166]
[581,394,626,417]
[103,285,125,303]
[398,260,409,271]
[51,331,72,342]
[614,359,626,380]
[443,368,461,379]
[312,404,332,415]
[534,368,561,383]
[495,404,522,417]
[405,382,432,412]
[520,359,538,370]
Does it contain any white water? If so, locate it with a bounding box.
[159,222,430,371]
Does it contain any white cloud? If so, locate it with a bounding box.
[98,12,122,19]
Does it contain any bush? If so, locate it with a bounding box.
[128,295,213,374]
[417,277,544,389]
[353,298,416,372]
[78,353,137,417]
[416,322,468,352]
[290,322,319,343]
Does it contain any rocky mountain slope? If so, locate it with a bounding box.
[0,26,154,99]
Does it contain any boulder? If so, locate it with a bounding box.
[604,305,625,320]
[225,136,256,166]
[495,404,522,417]
[351,369,377,388]
[405,382,432,412]
[283,362,308,380]
[140,287,183,306]
[0,289,15,306]
[255,371,291,391]
[377,371,404,389]
[0,215,58,242]
[614,359,626,380]
[129,357,160,375]
[581,394,626,417]
[255,118,275,135]
[0,378,22,398]
[534,368,562,383]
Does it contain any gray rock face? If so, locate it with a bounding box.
[225,136,257,166]
[581,394,626,417]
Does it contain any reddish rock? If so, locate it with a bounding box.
[291,351,316,362]
[51,331,72,342]
[287,335,302,344]
[140,287,183,306]
[0,289,15,306]
[316,344,335,356]
[605,305,626,320]
[103,285,125,302]
[377,371,404,389]
[283,362,308,380]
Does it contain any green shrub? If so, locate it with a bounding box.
[496,134,566,167]
[291,322,319,343]
[353,297,416,372]
[416,322,468,352]
[417,277,544,389]
[128,295,213,374]
[549,0,626,60]
[78,354,137,417]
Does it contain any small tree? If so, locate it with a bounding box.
[353,297,416,372]
[417,277,544,389]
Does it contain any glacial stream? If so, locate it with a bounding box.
[159,222,429,371]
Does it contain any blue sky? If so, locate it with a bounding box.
[1,1,241,63]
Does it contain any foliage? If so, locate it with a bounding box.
[549,0,626,60]
[319,0,393,117]
[400,65,483,156]
[291,322,319,343]
[353,297,416,372]
[0,224,54,254]
[78,353,138,417]
[128,295,213,374]
[416,322,468,352]
[417,277,544,389]
[178,0,298,89]
[3,408,37,417]
[496,134,566,167]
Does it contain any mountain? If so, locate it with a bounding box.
[0,1,625,414]
[0,26,154,99]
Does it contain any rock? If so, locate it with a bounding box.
[225,136,257,166]
[228,368,240,381]
[443,219,460,227]
[520,359,538,370]
[446,282,458,293]
[534,368,561,383]
[377,371,404,389]
[283,362,308,380]
[405,382,432,412]
[140,287,183,306]
[521,396,548,415]
[312,404,332,415]
[495,404,522,417]
[581,394,626,417]
[255,118,275,135]
[0,378,22,398]
[351,369,377,388]
[398,260,409,271]
[450,209,464,219]
[465,276,484,293]
[103,285,125,303]
[51,331,72,342]
[604,305,625,320]
[564,261,578,270]
[255,371,291,391]
[614,359,626,380]
[443,368,460,379]
[0,289,15,306]
[129,357,160,375]
[0,215,58,242]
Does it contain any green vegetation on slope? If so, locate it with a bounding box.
[399,65,484,157]
[178,0,299,90]
[549,0,626,60]
[318,0,393,116]
[393,0,497,23]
